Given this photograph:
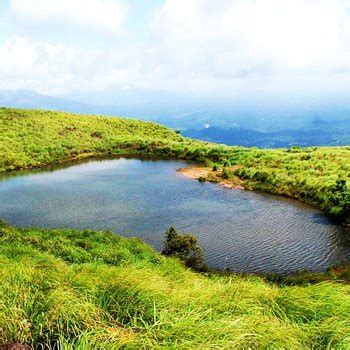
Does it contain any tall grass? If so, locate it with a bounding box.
[0,221,349,348]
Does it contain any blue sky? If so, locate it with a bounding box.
[1,0,350,103]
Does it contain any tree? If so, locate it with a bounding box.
[162,227,207,271]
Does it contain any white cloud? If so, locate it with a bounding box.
[2,0,350,96]
[149,0,350,78]
[0,36,94,93]
[10,0,128,33]
[0,35,143,94]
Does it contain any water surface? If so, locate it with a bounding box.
[0,158,348,274]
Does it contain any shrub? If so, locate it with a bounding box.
[162,227,207,271]
[325,179,350,222]
[221,168,233,179]
[300,154,312,161]
[90,131,103,139]
[253,170,270,182]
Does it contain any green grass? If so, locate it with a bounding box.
[1,107,349,222]
[0,107,184,171]
[0,221,349,349]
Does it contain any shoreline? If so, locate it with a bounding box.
[178,165,349,228]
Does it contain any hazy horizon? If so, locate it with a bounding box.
[1,0,350,108]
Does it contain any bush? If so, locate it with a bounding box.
[162,227,207,271]
[221,168,233,179]
[90,131,103,139]
[325,179,350,222]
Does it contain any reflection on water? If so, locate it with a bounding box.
[0,158,349,274]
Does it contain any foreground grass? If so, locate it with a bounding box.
[1,107,349,222]
[0,221,349,349]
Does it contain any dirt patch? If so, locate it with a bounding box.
[177,167,210,179]
[177,166,248,191]
[221,182,245,190]
[58,126,77,136]
[0,343,31,350]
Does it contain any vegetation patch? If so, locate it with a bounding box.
[162,226,207,271]
[0,221,349,348]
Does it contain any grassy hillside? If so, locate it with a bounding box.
[0,107,183,171]
[1,107,349,221]
[1,221,349,349]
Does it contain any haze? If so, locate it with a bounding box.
[1,0,350,106]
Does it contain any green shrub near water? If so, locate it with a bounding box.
[326,179,350,221]
[162,227,207,271]
[0,221,349,348]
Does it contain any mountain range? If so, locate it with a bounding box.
[1,89,349,148]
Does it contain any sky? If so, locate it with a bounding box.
[1,0,350,104]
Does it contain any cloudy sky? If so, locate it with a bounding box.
[1,0,350,101]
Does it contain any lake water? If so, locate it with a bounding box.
[0,158,349,274]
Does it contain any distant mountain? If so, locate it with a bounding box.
[0,90,95,113]
[0,89,158,119]
[1,89,349,148]
[0,90,198,127]
[183,124,350,148]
